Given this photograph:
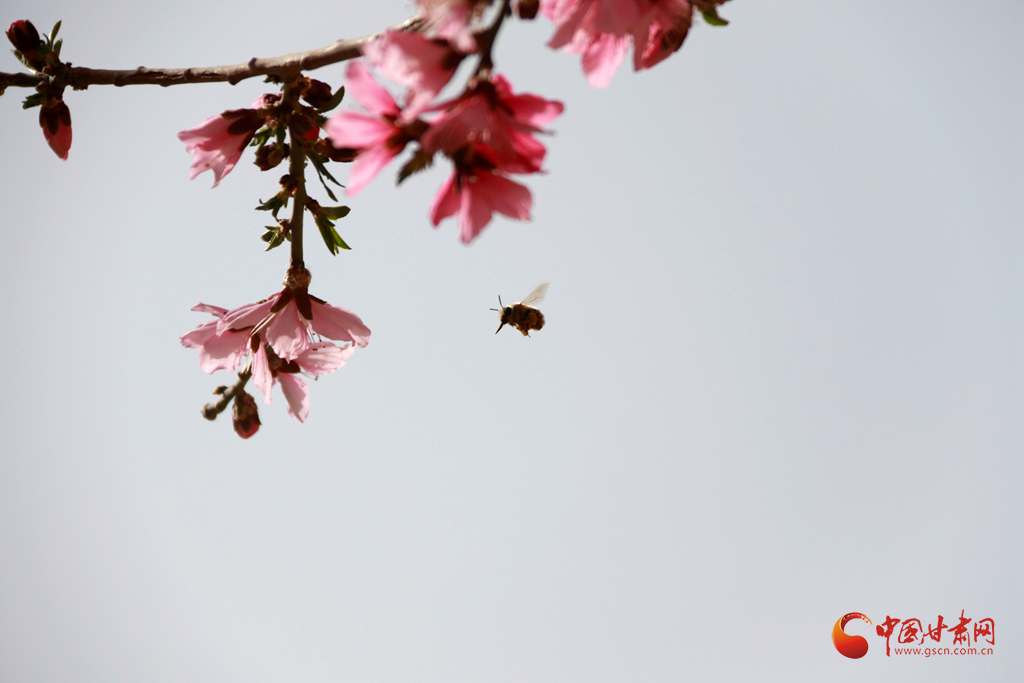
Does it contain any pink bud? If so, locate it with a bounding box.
[232,391,261,439]
[6,20,40,54]
[39,99,72,160]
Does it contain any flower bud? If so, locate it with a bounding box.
[6,20,40,54]
[254,142,288,171]
[288,114,319,142]
[232,391,261,439]
[515,0,539,20]
[302,79,333,110]
[39,99,72,160]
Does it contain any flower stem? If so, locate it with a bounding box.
[201,371,251,420]
[286,86,307,269]
[474,0,512,75]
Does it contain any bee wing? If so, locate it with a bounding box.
[520,282,549,307]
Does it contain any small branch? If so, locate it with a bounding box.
[0,18,423,91]
[286,85,307,268]
[474,0,512,75]
[201,371,251,420]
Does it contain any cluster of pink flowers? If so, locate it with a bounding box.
[180,267,370,427]
[541,0,730,87]
[324,27,565,244]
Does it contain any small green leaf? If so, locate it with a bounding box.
[397,150,434,185]
[49,20,62,43]
[309,155,340,201]
[318,85,346,114]
[320,205,350,220]
[255,194,287,219]
[702,8,728,26]
[53,38,62,58]
[261,227,285,251]
[12,49,33,71]
[21,92,45,109]
[275,124,286,149]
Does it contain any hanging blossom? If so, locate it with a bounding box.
[323,61,426,196]
[541,0,730,87]
[325,21,563,243]
[422,74,564,242]
[180,267,369,424]
[177,93,281,187]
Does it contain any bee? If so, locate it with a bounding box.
[491,283,549,336]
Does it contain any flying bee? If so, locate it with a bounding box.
[491,283,549,336]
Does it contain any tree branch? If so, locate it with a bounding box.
[201,371,252,420]
[0,17,422,91]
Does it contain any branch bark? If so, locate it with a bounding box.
[0,18,422,92]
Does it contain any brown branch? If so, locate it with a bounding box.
[0,17,423,91]
[201,371,252,420]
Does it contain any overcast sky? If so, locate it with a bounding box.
[1,2,1021,682]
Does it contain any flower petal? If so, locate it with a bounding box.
[264,300,311,361]
[296,342,355,376]
[309,300,371,348]
[278,373,310,422]
[345,61,400,116]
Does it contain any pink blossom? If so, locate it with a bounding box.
[421,74,564,174]
[177,96,268,187]
[216,278,370,363]
[39,99,72,160]
[181,274,369,423]
[429,166,532,243]
[324,62,417,195]
[362,30,463,122]
[542,0,726,86]
[415,0,481,53]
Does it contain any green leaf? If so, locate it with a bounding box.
[49,20,62,43]
[261,227,285,251]
[318,85,346,114]
[320,205,350,220]
[21,92,45,109]
[309,154,340,201]
[12,49,33,71]
[275,124,286,149]
[397,150,434,185]
[255,194,287,219]
[313,213,351,255]
[702,8,728,26]
[53,38,62,58]
[250,127,271,149]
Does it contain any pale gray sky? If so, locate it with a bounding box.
[1,1,1021,682]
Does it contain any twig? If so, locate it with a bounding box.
[0,18,423,91]
[201,371,252,420]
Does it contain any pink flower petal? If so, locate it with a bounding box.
[251,344,274,405]
[581,32,629,88]
[324,111,395,149]
[309,300,371,347]
[278,373,310,422]
[344,61,400,116]
[218,298,274,333]
[297,343,355,376]
[346,144,400,196]
[264,300,310,361]
[190,303,228,317]
[429,172,460,227]
[196,329,248,374]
